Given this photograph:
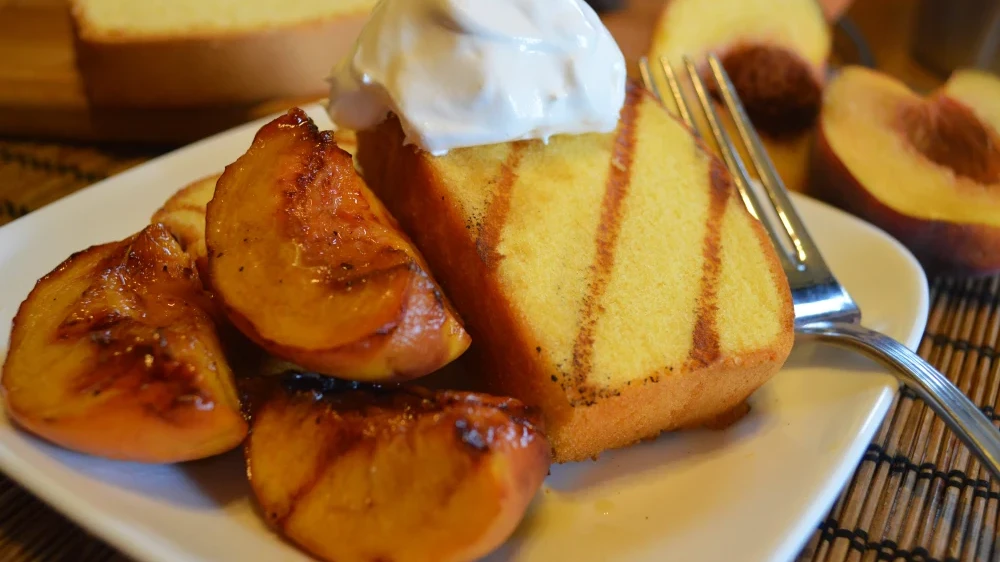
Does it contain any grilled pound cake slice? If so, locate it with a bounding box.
[355,83,795,462]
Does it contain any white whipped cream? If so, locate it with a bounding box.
[326,0,627,155]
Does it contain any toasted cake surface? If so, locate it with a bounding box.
[356,84,794,461]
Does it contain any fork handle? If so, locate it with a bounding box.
[797,321,1000,481]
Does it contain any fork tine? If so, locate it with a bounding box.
[657,56,698,136]
[677,57,800,272]
[679,57,774,225]
[637,57,664,105]
[640,54,800,272]
[639,56,699,137]
[705,54,823,268]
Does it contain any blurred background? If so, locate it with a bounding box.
[0,0,997,145]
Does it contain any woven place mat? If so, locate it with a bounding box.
[1,138,999,562]
[0,139,155,227]
[800,277,1000,562]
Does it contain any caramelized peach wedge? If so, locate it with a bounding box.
[151,172,221,279]
[246,374,550,562]
[1,224,247,463]
[205,108,470,382]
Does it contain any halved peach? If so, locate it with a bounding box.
[1,224,247,462]
[151,173,220,279]
[812,66,1000,275]
[246,374,550,562]
[648,0,831,192]
[205,108,470,381]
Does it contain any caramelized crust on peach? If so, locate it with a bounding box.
[1,224,247,462]
[205,108,470,382]
[246,374,550,562]
[151,173,221,278]
[332,128,358,156]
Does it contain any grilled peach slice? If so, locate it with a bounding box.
[246,374,550,562]
[151,173,220,278]
[205,108,470,381]
[1,224,247,463]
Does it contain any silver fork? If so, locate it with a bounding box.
[639,54,1000,480]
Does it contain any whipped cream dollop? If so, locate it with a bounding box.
[326,0,627,155]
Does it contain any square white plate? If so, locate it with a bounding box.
[0,105,929,562]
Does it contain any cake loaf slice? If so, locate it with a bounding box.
[70,0,375,107]
[355,83,795,462]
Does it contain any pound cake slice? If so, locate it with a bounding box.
[355,83,795,462]
[70,0,376,107]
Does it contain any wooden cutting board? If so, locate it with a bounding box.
[0,0,937,145]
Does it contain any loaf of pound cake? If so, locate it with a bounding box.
[354,82,796,462]
[69,0,376,107]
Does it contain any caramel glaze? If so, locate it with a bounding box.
[278,108,418,290]
[214,108,463,376]
[56,224,223,419]
[270,372,544,442]
[896,95,1000,185]
[717,44,822,140]
[254,372,547,531]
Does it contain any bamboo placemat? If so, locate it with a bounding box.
[799,277,1000,562]
[1,139,999,562]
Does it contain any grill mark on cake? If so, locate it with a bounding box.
[687,158,731,368]
[476,144,527,268]
[566,84,641,405]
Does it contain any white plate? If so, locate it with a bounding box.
[0,105,928,562]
